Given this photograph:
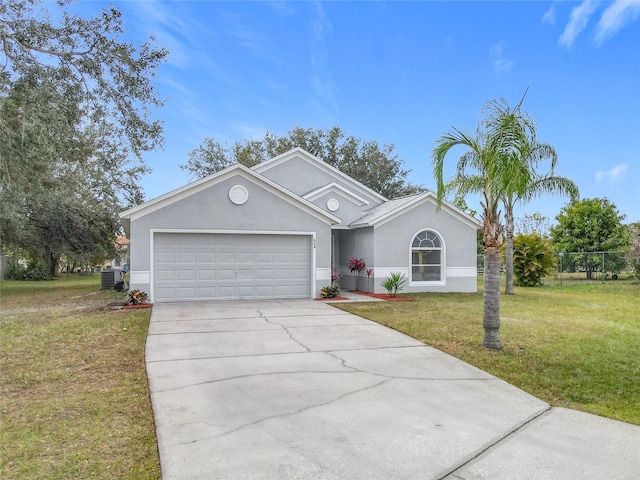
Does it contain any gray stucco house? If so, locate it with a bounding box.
[120,148,480,303]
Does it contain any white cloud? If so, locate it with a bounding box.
[231,123,267,141]
[595,164,629,183]
[595,0,640,45]
[309,2,338,116]
[489,42,514,74]
[560,0,600,47]
[542,5,557,25]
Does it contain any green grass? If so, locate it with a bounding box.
[0,275,160,479]
[336,280,640,425]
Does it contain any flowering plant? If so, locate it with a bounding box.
[365,268,374,292]
[331,271,341,284]
[320,285,341,298]
[348,257,366,274]
[128,289,148,305]
[349,257,366,290]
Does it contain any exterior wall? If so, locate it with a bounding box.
[335,227,375,291]
[128,173,332,299]
[373,201,478,293]
[258,154,383,207]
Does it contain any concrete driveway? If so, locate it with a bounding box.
[146,299,639,480]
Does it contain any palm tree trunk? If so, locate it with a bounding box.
[482,202,503,350]
[483,247,502,349]
[504,208,515,295]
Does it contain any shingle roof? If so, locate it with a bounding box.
[350,193,426,227]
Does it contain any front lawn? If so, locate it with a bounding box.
[336,281,640,425]
[0,275,160,479]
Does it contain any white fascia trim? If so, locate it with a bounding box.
[120,164,244,219]
[316,268,332,281]
[252,147,388,203]
[121,164,341,225]
[303,182,370,206]
[351,194,428,228]
[365,193,481,230]
[149,229,319,302]
[446,267,477,277]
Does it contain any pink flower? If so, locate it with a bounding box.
[348,257,366,273]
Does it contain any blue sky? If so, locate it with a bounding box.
[87,0,639,225]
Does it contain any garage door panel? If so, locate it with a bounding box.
[177,270,196,281]
[198,269,217,281]
[256,252,273,262]
[156,251,176,263]
[154,233,311,302]
[257,269,274,279]
[291,268,309,279]
[217,268,236,281]
[237,252,255,263]
[176,287,197,299]
[198,252,216,263]
[156,269,175,281]
[175,235,196,245]
[175,252,196,264]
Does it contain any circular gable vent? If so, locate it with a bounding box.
[327,198,339,212]
[229,185,249,205]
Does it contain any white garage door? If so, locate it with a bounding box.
[153,233,312,302]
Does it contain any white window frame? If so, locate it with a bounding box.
[409,228,446,286]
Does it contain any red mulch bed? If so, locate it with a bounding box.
[314,297,350,301]
[349,291,415,301]
[123,303,153,309]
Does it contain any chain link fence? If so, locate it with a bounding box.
[477,251,636,286]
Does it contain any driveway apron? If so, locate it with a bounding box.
[145,300,640,480]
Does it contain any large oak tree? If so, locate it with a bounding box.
[1,0,166,275]
[182,127,424,199]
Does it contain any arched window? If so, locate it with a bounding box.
[411,229,444,283]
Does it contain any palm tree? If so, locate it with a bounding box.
[484,97,579,294]
[433,133,503,350]
[432,99,532,350]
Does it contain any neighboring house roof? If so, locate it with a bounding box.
[252,147,388,204]
[119,163,341,235]
[350,191,481,230]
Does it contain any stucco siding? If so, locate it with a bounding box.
[373,200,478,293]
[128,173,331,298]
[310,191,365,225]
[258,154,383,206]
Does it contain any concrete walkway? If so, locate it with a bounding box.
[145,299,639,480]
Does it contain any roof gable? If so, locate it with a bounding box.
[303,182,370,207]
[252,148,387,204]
[120,164,340,233]
[351,191,481,230]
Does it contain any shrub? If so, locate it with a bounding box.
[381,272,407,297]
[128,289,148,304]
[3,261,53,281]
[320,285,341,298]
[513,233,556,287]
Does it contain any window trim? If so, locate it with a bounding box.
[409,228,446,286]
